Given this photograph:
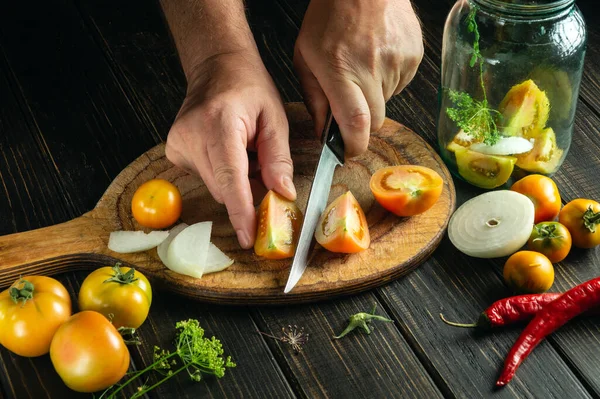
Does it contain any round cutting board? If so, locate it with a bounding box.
[0,103,456,305]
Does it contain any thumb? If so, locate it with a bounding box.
[294,46,329,138]
[255,103,296,201]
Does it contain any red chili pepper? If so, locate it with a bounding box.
[496,276,600,387]
[440,293,563,330]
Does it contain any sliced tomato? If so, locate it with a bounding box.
[315,191,370,253]
[254,190,303,259]
[370,165,443,217]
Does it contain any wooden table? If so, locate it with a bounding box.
[1,0,600,398]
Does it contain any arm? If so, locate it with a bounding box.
[294,0,424,157]
[160,0,296,249]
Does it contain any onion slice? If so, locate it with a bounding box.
[204,243,234,274]
[470,136,533,155]
[166,221,212,278]
[157,223,189,268]
[448,190,535,258]
[108,230,169,253]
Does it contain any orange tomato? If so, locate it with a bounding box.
[510,174,561,224]
[315,191,370,253]
[503,251,554,294]
[50,310,130,393]
[0,276,71,357]
[131,178,182,229]
[254,190,303,259]
[558,198,600,248]
[527,222,572,262]
[370,165,443,217]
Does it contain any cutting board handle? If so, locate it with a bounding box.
[0,210,113,288]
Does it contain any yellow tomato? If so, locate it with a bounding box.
[79,263,152,329]
[0,276,71,357]
[503,251,554,294]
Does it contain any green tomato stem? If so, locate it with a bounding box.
[9,279,34,305]
[103,262,139,285]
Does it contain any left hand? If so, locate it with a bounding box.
[294,0,424,158]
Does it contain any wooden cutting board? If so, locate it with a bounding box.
[0,103,456,305]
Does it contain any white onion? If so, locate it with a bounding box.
[470,136,533,155]
[157,223,189,268]
[108,230,169,253]
[166,221,212,278]
[448,190,535,258]
[204,243,234,274]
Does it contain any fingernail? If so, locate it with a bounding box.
[236,229,252,249]
[282,176,297,200]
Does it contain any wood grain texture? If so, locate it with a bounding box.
[0,103,456,305]
[253,294,444,399]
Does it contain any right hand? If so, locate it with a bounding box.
[165,51,296,249]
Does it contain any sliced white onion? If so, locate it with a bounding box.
[470,136,533,155]
[166,221,212,278]
[157,223,189,268]
[108,230,169,253]
[204,243,234,274]
[448,190,535,258]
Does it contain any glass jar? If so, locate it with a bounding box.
[437,0,587,190]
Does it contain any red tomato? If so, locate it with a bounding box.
[131,178,182,229]
[0,276,71,357]
[527,222,572,262]
[510,174,561,223]
[558,198,600,248]
[78,263,152,329]
[254,190,303,259]
[315,191,370,253]
[369,165,443,217]
[50,311,130,393]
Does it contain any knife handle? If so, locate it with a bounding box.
[322,109,345,164]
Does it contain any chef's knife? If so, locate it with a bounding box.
[284,109,345,293]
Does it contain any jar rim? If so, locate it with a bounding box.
[471,0,574,16]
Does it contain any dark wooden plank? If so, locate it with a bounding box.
[253,294,444,399]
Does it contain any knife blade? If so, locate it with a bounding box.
[284,109,345,293]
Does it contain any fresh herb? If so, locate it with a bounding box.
[259,325,309,354]
[445,6,502,145]
[100,319,235,399]
[333,304,393,339]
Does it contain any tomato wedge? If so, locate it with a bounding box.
[254,190,303,259]
[315,191,370,253]
[370,165,443,217]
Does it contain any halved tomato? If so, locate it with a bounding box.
[370,165,443,217]
[254,190,303,259]
[315,191,370,253]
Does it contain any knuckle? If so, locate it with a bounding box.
[346,109,371,132]
[213,165,239,190]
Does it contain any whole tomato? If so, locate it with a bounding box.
[131,178,182,229]
[559,198,600,248]
[0,276,71,357]
[50,310,130,393]
[503,251,554,294]
[510,174,561,224]
[527,222,572,262]
[79,263,152,329]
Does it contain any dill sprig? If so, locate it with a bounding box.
[445,6,502,145]
[100,319,235,399]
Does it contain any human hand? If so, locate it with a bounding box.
[165,51,295,249]
[294,0,424,157]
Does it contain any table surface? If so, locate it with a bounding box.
[1,0,600,398]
